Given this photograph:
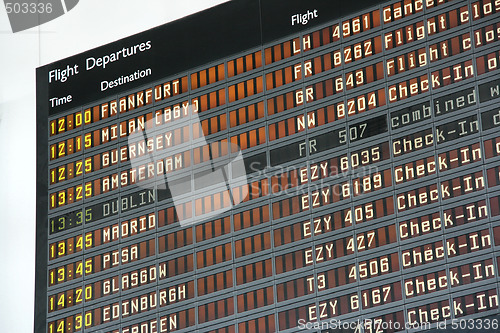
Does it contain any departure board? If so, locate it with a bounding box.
[35,0,500,332]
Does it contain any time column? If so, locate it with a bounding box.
[45,106,99,333]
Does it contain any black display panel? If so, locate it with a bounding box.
[36,0,500,332]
